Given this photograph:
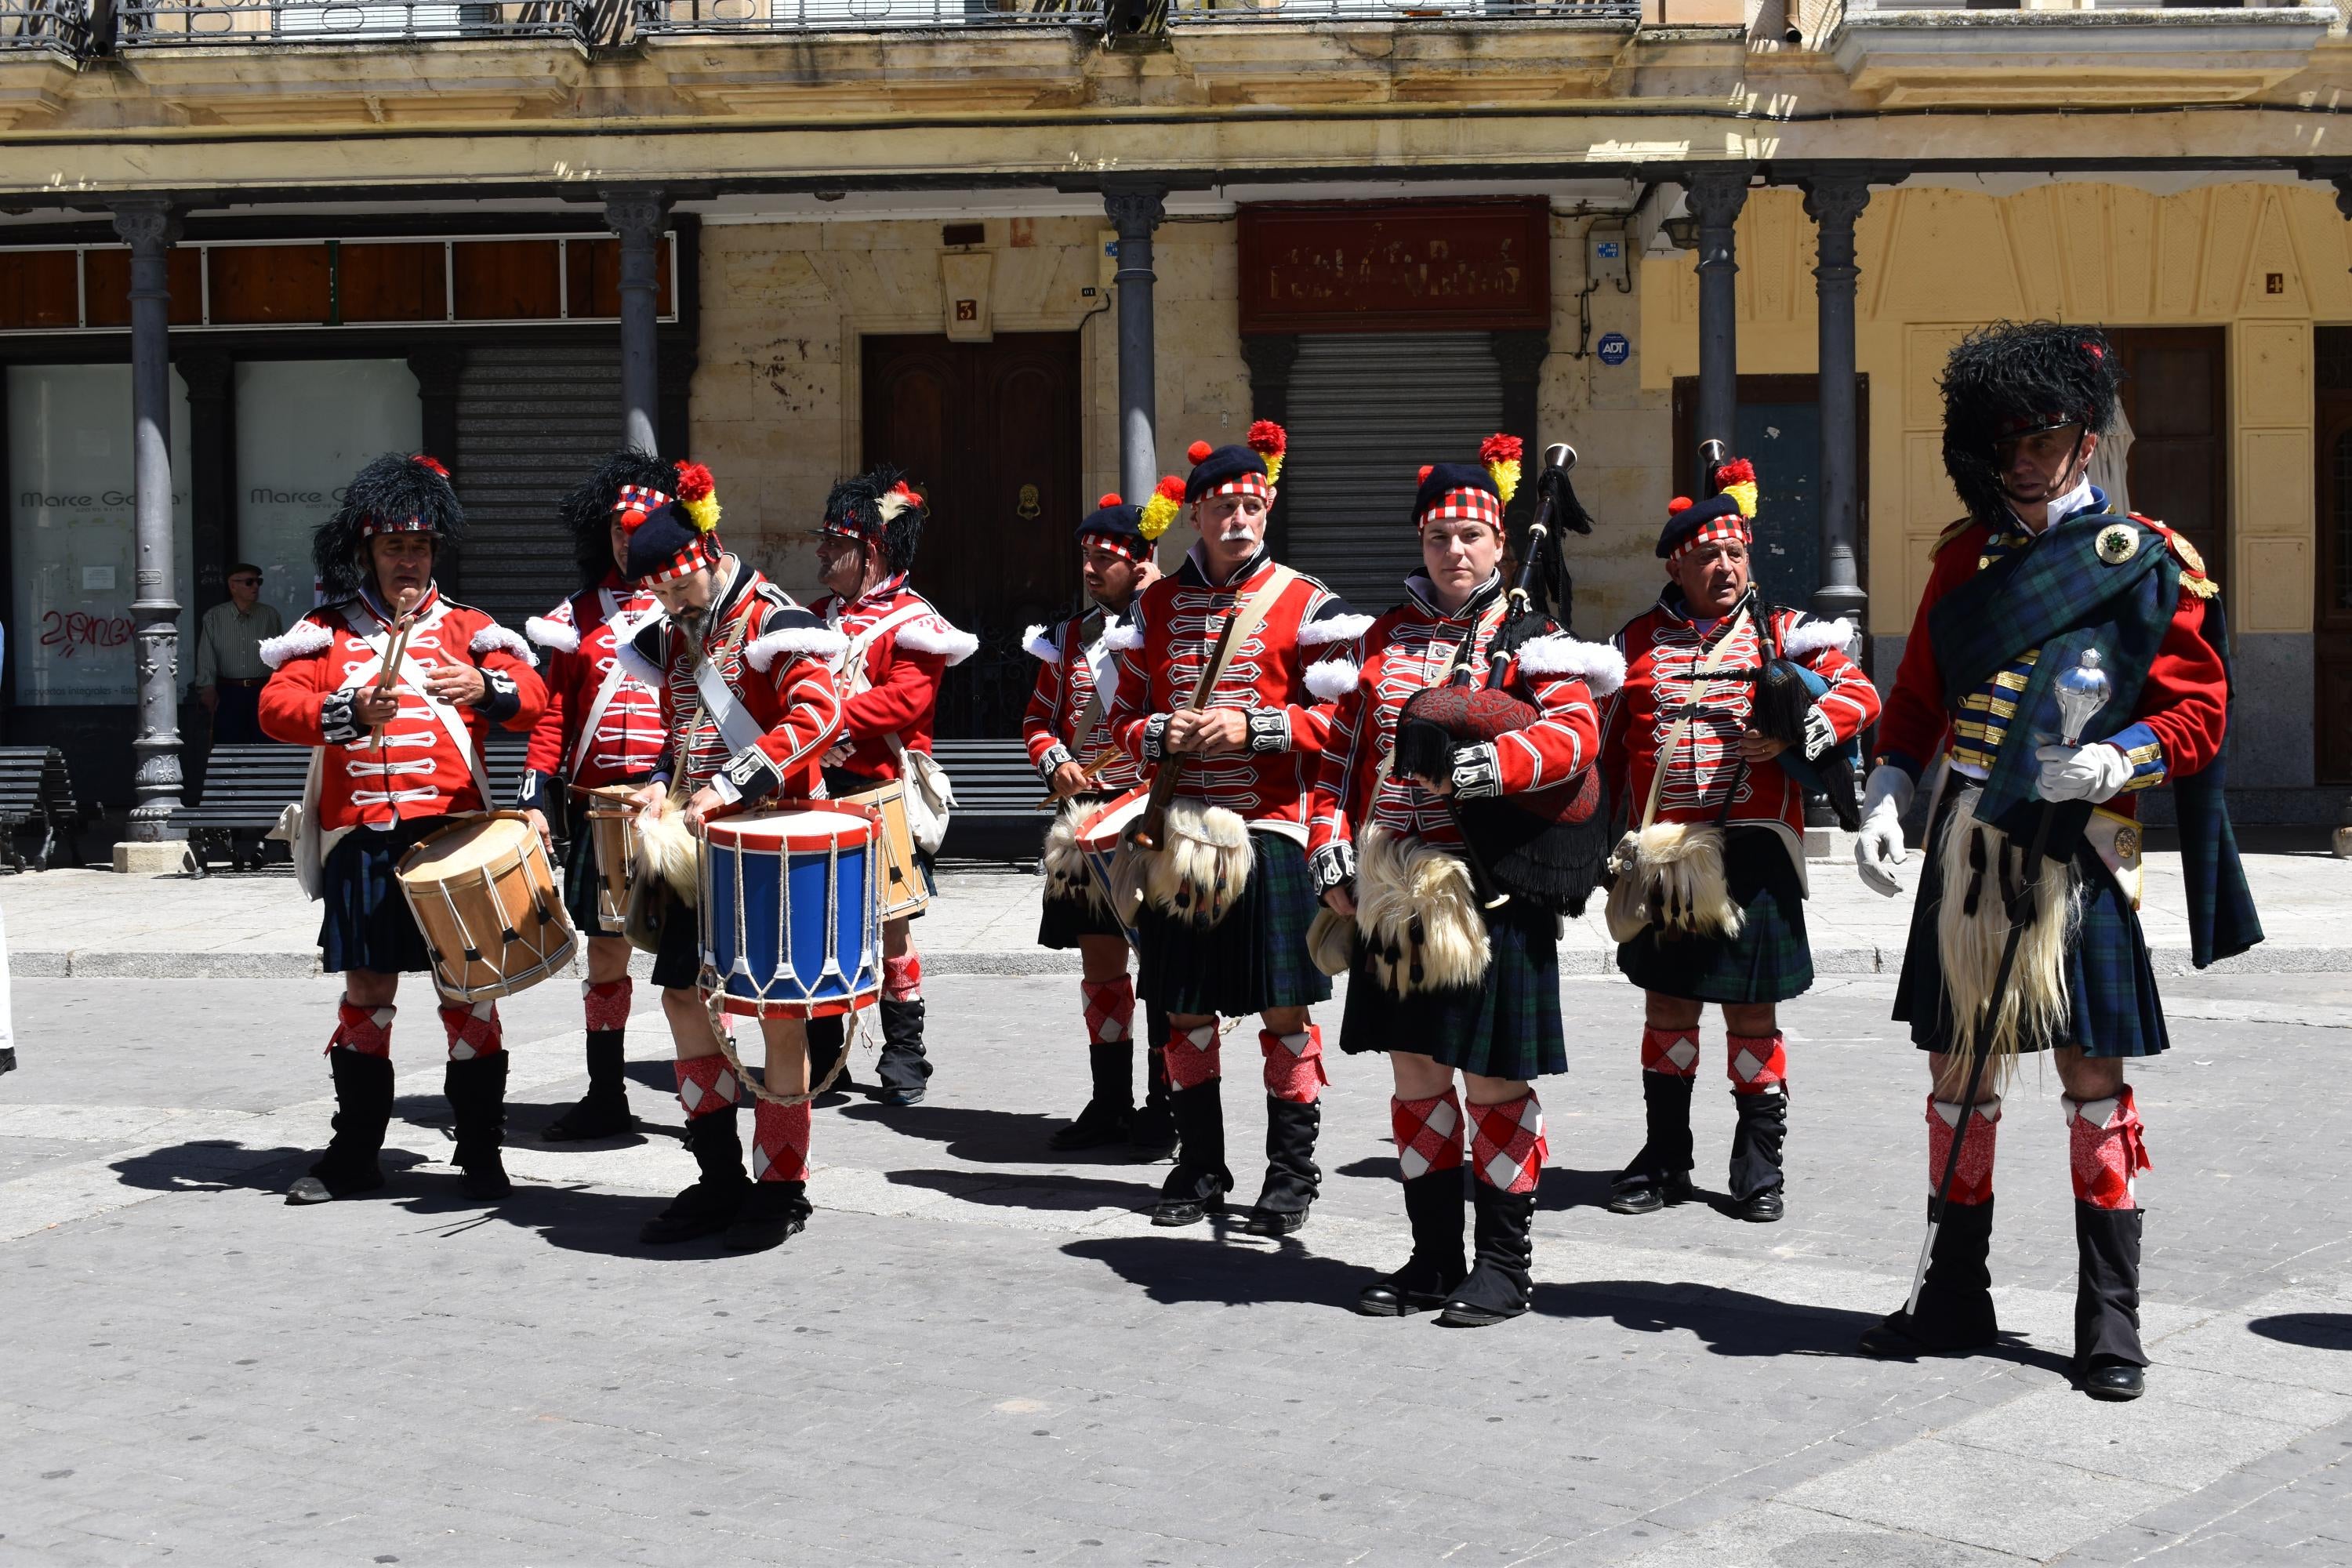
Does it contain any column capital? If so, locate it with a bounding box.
[175,347,234,402]
[1682,167,1753,227]
[109,198,182,252]
[1800,176,1872,233]
[1490,328,1550,389]
[2330,171,2352,227]
[599,186,671,240]
[1103,182,1167,238]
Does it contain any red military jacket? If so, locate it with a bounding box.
[519,571,668,808]
[1875,512,2227,818]
[1308,575,1615,861]
[613,557,846,807]
[810,572,977,783]
[1021,606,1144,793]
[1602,590,1881,840]
[1105,543,1369,835]
[258,584,546,836]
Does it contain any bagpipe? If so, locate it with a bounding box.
[1389,443,1612,919]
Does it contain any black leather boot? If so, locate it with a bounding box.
[1243,1096,1321,1236]
[1151,1080,1234,1226]
[1860,1196,2001,1358]
[444,1053,514,1200]
[288,1049,394,1204]
[1051,1040,1134,1151]
[2074,1202,2147,1401]
[543,1033,634,1142]
[1357,1171,1468,1316]
[641,1109,753,1243]
[804,1014,858,1099]
[876,998,931,1107]
[1609,1071,1697,1215]
[723,1180,811,1253]
[1727,1087,1788,1222]
[1439,1182,1537,1327]
[1128,1044,1178,1154]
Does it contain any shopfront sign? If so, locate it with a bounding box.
[1238,200,1551,336]
[234,359,423,626]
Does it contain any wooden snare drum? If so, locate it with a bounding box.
[839,778,929,922]
[583,783,641,936]
[397,813,579,1002]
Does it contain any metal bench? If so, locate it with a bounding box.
[0,745,87,872]
[929,737,1051,861]
[171,731,537,873]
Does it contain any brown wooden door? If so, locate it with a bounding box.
[2317,392,2352,782]
[862,332,1083,739]
[2108,328,2227,593]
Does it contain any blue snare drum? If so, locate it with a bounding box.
[699,802,883,1020]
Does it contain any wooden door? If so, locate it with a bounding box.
[2108,328,2227,593]
[2317,391,2352,782]
[862,332,1083,739]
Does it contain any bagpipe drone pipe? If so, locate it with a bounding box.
[1740,619,1865,833]
[1392,447,1612,918]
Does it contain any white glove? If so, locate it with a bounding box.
[1854,763,1914,898]
[1802,704,1837,761]
[2037,742,2132,804]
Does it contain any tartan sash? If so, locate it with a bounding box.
[1927,512,2178,847]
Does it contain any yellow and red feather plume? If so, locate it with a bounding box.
[1139,474,1185,542]
[1247,419,1287,487]
[1714,457,1759,520]
[1479,433,1523,507]
[675,461,720,533]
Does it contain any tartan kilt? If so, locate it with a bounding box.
[1039,882,1125,948]
[1894,789,2169,1059]
[559,797,608,936]
[1615,825,1814,1004]
[1136,829,1330,1018]
[318,815,446,976]
[1339,901,1566,1081]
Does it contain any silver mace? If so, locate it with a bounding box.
[1906,646,2112,1316]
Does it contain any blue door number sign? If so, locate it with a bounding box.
[1597,332,1631,366]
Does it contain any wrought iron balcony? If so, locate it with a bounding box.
[114,0,604,45]
[0,0,93,50]
[1165,0,1642,21]
[634,0,1105,32]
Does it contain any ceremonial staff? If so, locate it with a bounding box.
[1906,647,2112,1314]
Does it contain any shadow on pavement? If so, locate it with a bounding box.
[1062,1232,1364,1309]
[2248,1312,2352,1351]
[887,1166,1159,1216]
[1536,1279,2070,1374]
[110,1140,426,1196]
[837,1100,1127,1165]
[1332,1156,1619,1212]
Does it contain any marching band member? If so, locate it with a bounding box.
[613,473,849,1252]
[517,451,676,1142]
[1599,459,1880,1225]
[1026,492,1176,1153]
[258,453,547,1205]
[1855,323,2259,1399]
[1105,423,1370,1236]
[804,468,977,1109]
[1308,440,1614,1326]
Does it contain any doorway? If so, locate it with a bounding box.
[2317,344,2352,784]
[861,332,1083,739]
[1671,373,1871,615]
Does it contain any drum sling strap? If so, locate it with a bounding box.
[566,596,666,782]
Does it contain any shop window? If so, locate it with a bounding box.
[234,359,423,629]
[7,363,195,706]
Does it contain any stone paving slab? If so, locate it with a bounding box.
[2,842,2344,978]
[3,972,2350,1564]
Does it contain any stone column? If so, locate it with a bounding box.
[112,197,189,870]
[602,187,670,456]
[1686,168,1751,456]
[1804,172,1871,629]
[1104,181,1167,507]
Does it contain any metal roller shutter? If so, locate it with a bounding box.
[1278,332,1504,614]
[450,339,622,631]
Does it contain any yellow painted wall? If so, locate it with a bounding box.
[1639,181,2341,637]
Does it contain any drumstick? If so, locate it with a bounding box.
[1035,750,1119,811]
[364,589,424,757]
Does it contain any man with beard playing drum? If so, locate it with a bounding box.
[1853,322,2259,1400]
[517,451,678,1142]
[1025,489,1178,1153]
[612,475,850,1252]
[1308,438,1617,1326]
[1104,421,1371,1236]
[258,453,548,1205]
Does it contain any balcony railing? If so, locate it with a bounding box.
[114,0,603,44]
[1166,0,1642,20]
[635,0,1105,31]
[0,0,92,50]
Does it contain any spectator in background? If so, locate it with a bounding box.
[195,564,285,746]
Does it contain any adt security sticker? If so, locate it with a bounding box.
[1597,332,1632,366]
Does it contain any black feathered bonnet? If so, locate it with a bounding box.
[1940,321,2122,524]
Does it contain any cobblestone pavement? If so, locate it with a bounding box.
[2,968,2348,1566]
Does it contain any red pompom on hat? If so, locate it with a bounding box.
[1418,465,1434,483]
[1187,440,1214,465]
[1668,496,1694,514]
[1098,492,1123,509]
[410,453,449,478]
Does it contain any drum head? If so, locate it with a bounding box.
[708,804,877,852]
[1076,786,1151,854]
[399,815,532,881]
